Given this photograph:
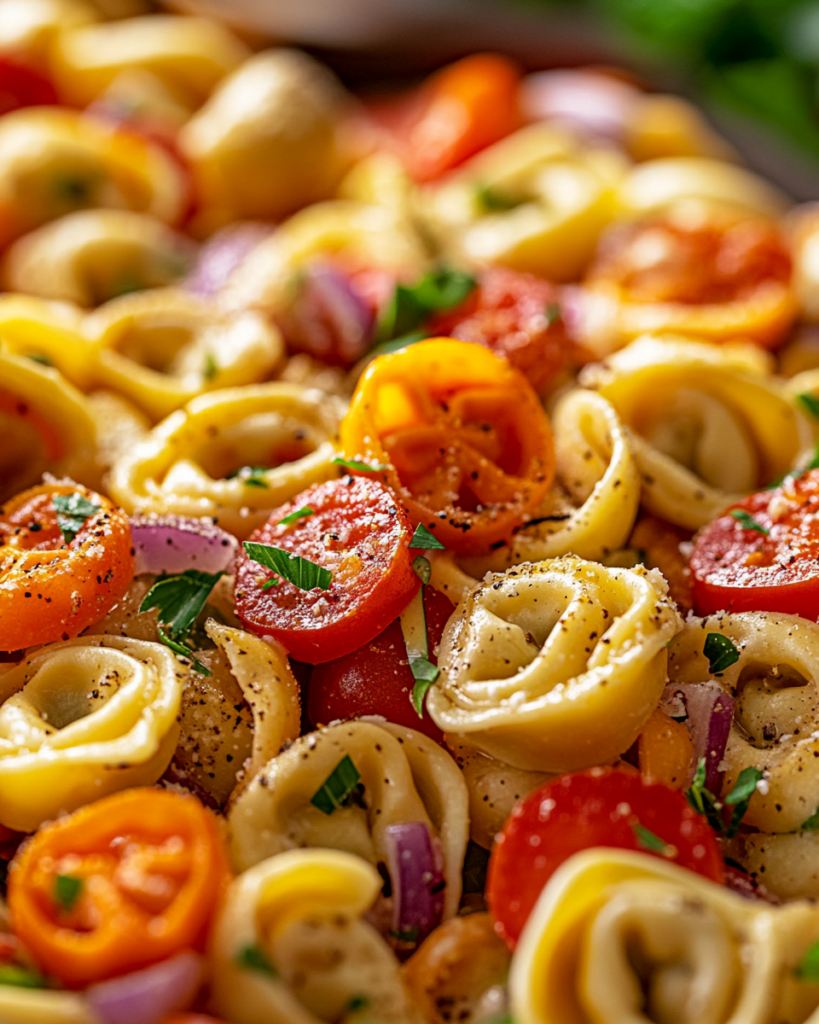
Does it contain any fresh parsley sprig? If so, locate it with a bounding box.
[409,524,445,550]
[311,755,362,815]
[685,758,763,837]
[243,542,331,591]
[53,492,100,543]
[375,267,476,345]
[703,633,740,676]
[400,586,440,717]
[332,456,387,473]
[139,569,224,676]
[278,506,315,526]
[729,509,769,534]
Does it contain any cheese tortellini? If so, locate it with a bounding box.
[510,849,819,1024]
[429,555,682,772]
[210,849,424,1024]
[108,382,344,537]
[0,635,184,831]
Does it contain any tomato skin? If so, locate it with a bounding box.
[486,767,724,949]
[0,58,58,114]
[691,471,819,618]
[234,477,420,664]
[309,586,454,741]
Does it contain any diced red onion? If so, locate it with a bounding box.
[130,514,238,576]
[185,222,270,297]
[520,70,638,143]
[661,682,735,790]
[86,950,204,1024]
[384,821,445,949]
[279,261,376,368]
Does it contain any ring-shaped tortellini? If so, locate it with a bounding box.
[463,389,640,576]
[582,335,809,530]
[419,123,625,281]
[0,108,186,247]
[0,293,93,386]
[108,382,344,538]
[428,555,682,773]
[0,635,184,831]
[50,14,249,108]
[227,719,469,919]
[726,832,819,903]
[222,199,427,315]
[210,849,424,1024]
[1,209,196,307]
[83,288,284,420]
[0,349,98,501]
[668,611,819,835]
[510,848,819,1024]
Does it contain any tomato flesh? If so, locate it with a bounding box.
[486,767,724,948]
[0,58,58,115]
[309,585,454,741]
[691,470,819,618]
[234,477,420,664]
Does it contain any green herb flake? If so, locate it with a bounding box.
[798,942,819,983]
[545,301,562,326]
[53,492,101,544]
[389,926,420,943]
[703,632,740,676]
[631,822,675,856]
[157,626,211,677]
[203,352,218,380]
[346,995,370,1013]
[724,766,764,838]
[685,758,726,834]
[411,659,440,717]
[227,466,270,489]
[412,555,431,585]
[235,942,278,978]
[139,570,224,644]
[278,506,315,526]
[475,182,524,213]
[802,806,819,832]
[331,456,387,473]
[798,392,819,419]
[243,542,332,591]
[729,508,769,534]
[0,964,48,989]
[54,874,83,912]
[311,755,362,815]
[409,523,445,550]
[367,330,429,358]
[27,353,53,366]
[376,267,476,343]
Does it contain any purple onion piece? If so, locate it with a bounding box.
[661,682,736,790]
[520,70,638,143]
[384,821,445,951]
[86,950,204,1024]
[130,514,238,576]
[185,222,270,297]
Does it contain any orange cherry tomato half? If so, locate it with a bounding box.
[8,787,229,988]
[487,767,724,949]
[339,338,555,555]
[0,482,134,651]
[309,585,454,742]
[690,469,819,618]
[235,476,419,664]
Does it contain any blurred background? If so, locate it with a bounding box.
[165,0,819,200]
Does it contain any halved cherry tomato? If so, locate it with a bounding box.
[369,54,522,182]
[309,585,454,741]
[0,57,58,115]
[486,767,724,948]
[0,482,134,651]
[428,267,586,391]
[339,338,555,555]
[690,469,819,618]
[8,787,229,988]
[637,708,694,789]
[234,476,419,664]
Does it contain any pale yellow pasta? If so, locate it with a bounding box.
[1,209,195,307]
[420,123,625,281]
[85,389,150,472]
[0,635,183,831]
[83,287,284,420]
[583,334,809,529]
[0,348,99,501]
[727,832,819,903]
[668,611,819,835]
[339,150,418,226]
[210,849,423,1024]
[510,849,819,1024]
[228,719,468,918]
[464,389,640,576]
[108,382,344,537]
[50,14,249,108]
[0,988,96,1024]
[0,0,96,69]
[0,293,93,386]
[179,50,352,232]
[426,550,481,607]
[428,556,682,772]
[223,199,427,316]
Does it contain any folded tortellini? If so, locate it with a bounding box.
[582,334,809,530]
[83,287,284,419]
[420,122,625,281]
[0,0,96,69]
[210,849,424,1024]
[510,848,819,1024]
[1,209,195,307]
[228,719,469,920]
[0,348,98,501]
[108,382,344,537]
[428,555,682,772]
[0,635,183,831]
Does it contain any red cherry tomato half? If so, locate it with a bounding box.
[0,58,58,114]
[691,469,819,618]
[429,267,584,391]
[309,585,454,741]
[487,767,724,949]
[235,477,420,664]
